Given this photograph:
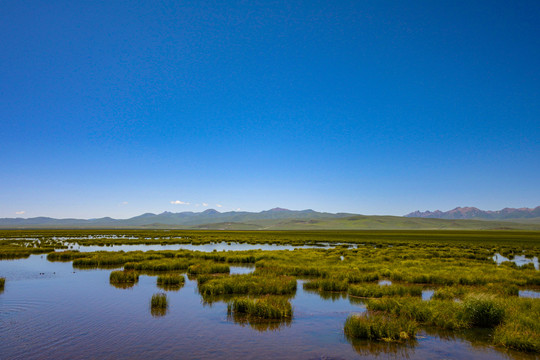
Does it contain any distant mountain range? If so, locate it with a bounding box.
[1,207,539,230]
[0,208,353,228]
[405,206,540,220]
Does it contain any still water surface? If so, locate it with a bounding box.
[62,242,338,253]
[0,253,536,359]
[493,253,539,270]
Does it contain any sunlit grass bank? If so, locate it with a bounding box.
[302,278,348,292]
[493,298,540,352]
[124,258,191,272]
[47,250,89,261]
[349,284,422,298]
[365,294,506,330]
[199,274,297,296]
[344,313,417,341]
[187,263,230,275]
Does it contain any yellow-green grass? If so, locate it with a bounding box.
[124,258,192,272]
[349,284,422,298]
[303,278,349,292]
[151,292,168,308]
[47,250,89,261]
[150,292,169,317]
[463,294,505,327]
[2,229,540,249]
[187,263,230,275]
[366,294,506,330]
[198,274,297,297]
[344,313,417,341]
[493,298,540,352]
[157,274,185,290]
[227,296,292,320]
[109,270,139,285]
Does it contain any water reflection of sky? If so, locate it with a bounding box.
[493,253,539,270]
[61,242,340,253]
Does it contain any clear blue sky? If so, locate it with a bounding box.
[1,1,539,218]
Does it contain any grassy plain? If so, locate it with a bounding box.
[3,214,540,230]
[0,229,538,353]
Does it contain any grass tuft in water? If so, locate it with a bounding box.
[187,263,230,275]
[303,278,348,292]
[349,284,422,298]
[150,292,169,317]
[151,292,168,308]
[157,274,185,290]
[344,313,417,342]
[109,270,139,286]
[463,294,505,328]
[227,296,293,320]
[366,297,469,330]
[0,277,4,291]
[199,274,296,296]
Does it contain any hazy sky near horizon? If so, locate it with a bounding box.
[1,1,539,219]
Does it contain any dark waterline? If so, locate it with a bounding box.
[0,255,536,359]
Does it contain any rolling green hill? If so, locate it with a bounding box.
[3,209,540,230]
[191,215,540,230]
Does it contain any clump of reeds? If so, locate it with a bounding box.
[124,258,191,272]
[349,284,422,298]
[432,286,467,300]
[198,274,296,296]
[109,270,139,285]
[344,313,417,341]
[151,292,168,308]
[366,297,469,330]
[0,277,5,291]
[157,274,185,290]
[463,294,505,327]
[187,263,230,275]
[493,297,540,353]
[227,296,293,320]
[303,278,349,292]
[351,272,380,283]
[73,253,146,269]
[47,250,88,261]
[494,321,540,353]
[150,292,169,317]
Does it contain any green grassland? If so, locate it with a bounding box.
[206,215,540,230]
[1,229,539,260]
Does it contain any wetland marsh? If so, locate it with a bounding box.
[0,230,539,359]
